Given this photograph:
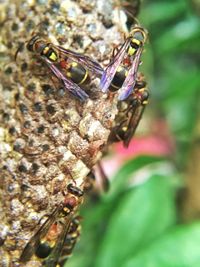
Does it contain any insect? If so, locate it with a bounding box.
[23,35,103,101]
[57,215,81,267]
[20,183,84,266]
[108,77,149,147]
[100,25,147,100]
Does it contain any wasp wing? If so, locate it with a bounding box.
[123,103,146,147]
[57,216,81,266]
[118,48,143,100]
[100,37,132,93]
[44,58,89,101]
[43,217,72,267]
[20,208,59,262]
[56,45,103,76]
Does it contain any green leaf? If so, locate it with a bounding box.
[94,174,176,267]
[123,222,200,267]
[140,1,187,27]
[162,68,199,140]
[66,157,170,267]
[151,16,200,55]
[106,155,166,200]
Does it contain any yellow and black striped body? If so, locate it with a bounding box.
[127,27,146,57]
[108,28,146,93]
[109,66,128,92]
[66,62,90,85]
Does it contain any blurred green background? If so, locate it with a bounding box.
[66,0,200,266]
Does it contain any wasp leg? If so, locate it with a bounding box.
[108,83,149,147]
[123,87,149,147]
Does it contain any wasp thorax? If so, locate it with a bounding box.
[63,196,77,213]
[41,44,58,62]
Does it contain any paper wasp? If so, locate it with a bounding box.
[57,216,81,267]
[100,26,147,100]
[108,77,149,147]
[20,184,84,266]
[19,34,103,101]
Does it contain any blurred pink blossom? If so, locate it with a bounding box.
[101,118,175,177]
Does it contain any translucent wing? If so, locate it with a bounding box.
[57,216,81,266]
[118,48,143,100]
[43,217,72,267]
[100,37,132,93]
[56,45,103,76]
[20,208,59,262]
[44,58,89,101]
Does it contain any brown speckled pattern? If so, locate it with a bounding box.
[0,0,139,266]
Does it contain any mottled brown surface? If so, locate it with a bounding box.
[0,0,131,266]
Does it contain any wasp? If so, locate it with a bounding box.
[108,77,149,147]
[24,35,103,101]
[57,216,81,267]
[20,184,84,266]
[100,26,147,100]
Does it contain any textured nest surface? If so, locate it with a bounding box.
[0,0,139,266]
